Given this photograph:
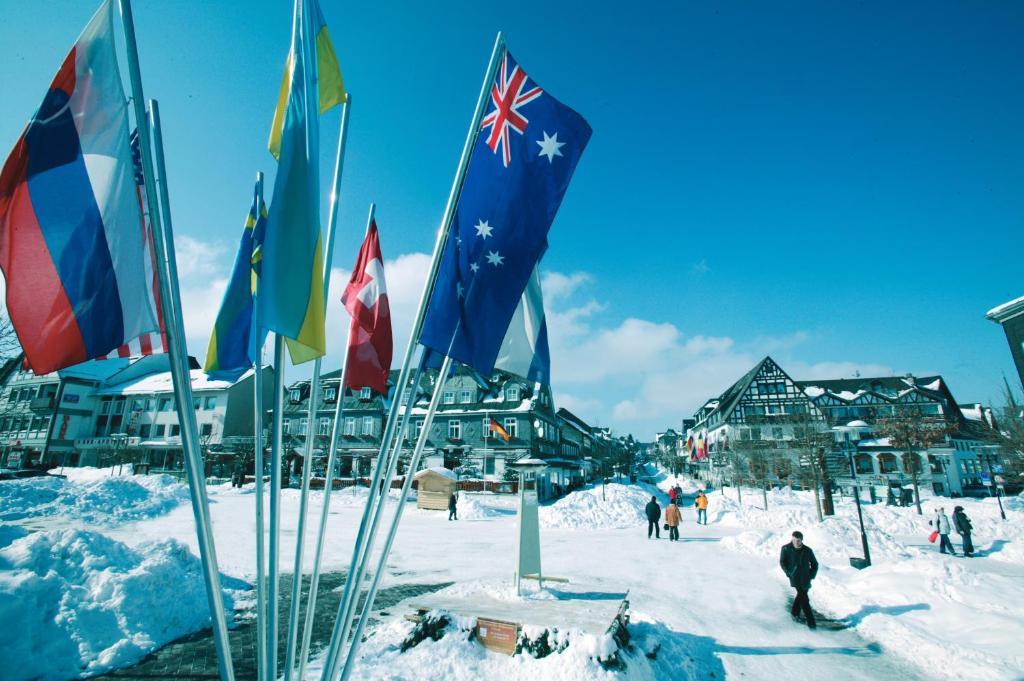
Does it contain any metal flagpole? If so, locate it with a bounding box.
[283,94,352,681]
[146,100,235,680]
[322,356,425,681]
[338,356,453,681]
[320,32,506,681]
[251,171,269,681]
[295,197,366,681]
[268,334,287,680]
[117,2,232,676]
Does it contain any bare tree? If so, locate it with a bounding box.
[0,313,21,360]
[993,379,1024,484]
[734,437,773,509]
[876,405,949,516]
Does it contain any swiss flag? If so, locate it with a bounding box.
[341,221,392,395]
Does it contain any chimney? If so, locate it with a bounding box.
[905,373,915,386]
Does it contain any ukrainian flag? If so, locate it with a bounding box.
[268,0,346,160]
[204,178,268,380]
[260,0,341,364]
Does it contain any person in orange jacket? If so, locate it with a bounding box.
[695,491,709,525]
[665,500,681,541]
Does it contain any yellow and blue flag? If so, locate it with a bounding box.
[260,0,342,364]
[204,178,268,379]
[268,0,345,159]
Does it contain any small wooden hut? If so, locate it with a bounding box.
[414,467,457,511]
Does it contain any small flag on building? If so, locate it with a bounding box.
[204,178,268,379]
[0,0,160,374]
[341,221,392,395]
[488,416,511,441]
[418,49,591,375]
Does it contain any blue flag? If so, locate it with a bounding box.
[419,48,591,375]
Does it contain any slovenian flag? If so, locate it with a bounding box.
[0,0,160,375]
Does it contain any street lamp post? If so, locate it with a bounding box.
[977,445,1007,521]
[835,426,870,568]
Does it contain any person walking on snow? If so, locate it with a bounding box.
[695,491,709,525]
[931,507,957,556]
[953,506,974,556]
[780,530,819,629]
[668,485,678,505]
[645,496,662,539]
[673,483,683,501]
[448,492,458,521]
[665,500,681,541]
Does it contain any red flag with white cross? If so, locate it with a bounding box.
[341,221,392,395]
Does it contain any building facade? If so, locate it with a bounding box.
[684,356,1001,497]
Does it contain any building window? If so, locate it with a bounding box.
[484,456,495,475]
[505,385,520,402]
[205,396,217,410]
[192,398,201,411]
[289,389,302,403]
[415,420,425,439]
[344,417,356,436]
[299,417,309,434]
[360,387,372,400]
[324,387,337,402]
[772,427,784,440]
[159,398,172,412]
[443,391,455,405]
[448,420,462,439]
[170,424,181,437]
[460,389,473,404]
[100,399,112,415]
[154,424,166,437]
[401,388,412,405]
[200,423,213,437]
[318,417,331,436]
[139,424,152,439]
[504,417,518,439]
[361,416,374,436]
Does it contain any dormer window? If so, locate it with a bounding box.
[443,390,455,405]
[505,385,520,402]
[360,387,372,400]
[324,387,337,402]
[459,389,473,404]
[289,389,302,403]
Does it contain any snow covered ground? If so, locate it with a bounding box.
[1,467,1022,680]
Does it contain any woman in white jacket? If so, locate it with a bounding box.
[933,507,957,556]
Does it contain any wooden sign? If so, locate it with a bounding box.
[476,617,519,655]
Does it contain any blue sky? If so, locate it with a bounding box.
[1,0,1021,438]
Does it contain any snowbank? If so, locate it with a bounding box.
[539,483,652,529]
[710,486,1024,680]
[0,529,236,681]
[455,495,505,520]
[0,473,190,524]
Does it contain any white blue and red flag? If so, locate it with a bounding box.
[0,0,159,374]
[419,48,590,375]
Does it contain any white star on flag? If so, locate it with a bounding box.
[536,131,565,163]
[470,262,480,273]
[475,220,494,239]
[456,282,465,298]
[486,251,504,266]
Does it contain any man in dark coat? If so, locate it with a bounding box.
[779,530,819,628]
[952,506,974,556]
[645,496,662,539]
[448,492,458,521]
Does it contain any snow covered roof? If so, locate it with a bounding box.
[803,386,825,398]
[986,295,1024,321]
[413,466,457,480]
[846,420,869,427]
[97,368,252,396]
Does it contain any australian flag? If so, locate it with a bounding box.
[419,48,591,376]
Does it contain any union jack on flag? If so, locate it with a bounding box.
[480,53,544,167]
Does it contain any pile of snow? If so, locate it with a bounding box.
[454,495,504,520]
[655,474,703,497]
[539,483,652,529]
[0,473,189,524]
[710,486,1024,680]
[0,529,235,681]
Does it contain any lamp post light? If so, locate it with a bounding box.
[977,445,1007,521]
[835,426,870,569]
